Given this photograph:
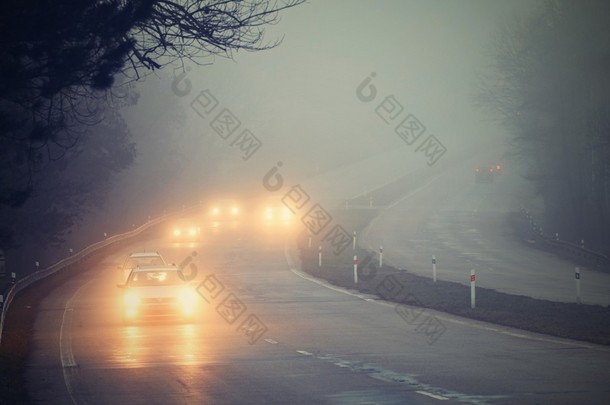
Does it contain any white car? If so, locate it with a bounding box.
[118,251,167,283]
[117,265,198,323]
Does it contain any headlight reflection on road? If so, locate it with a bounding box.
[176,324,198,365]
[115,297,214,368]
[113,326,143,367]
[116,322,209,368]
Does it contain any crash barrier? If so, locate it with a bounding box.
[516,208,610,270]
[0,204,200,346]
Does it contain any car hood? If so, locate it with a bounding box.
[127,284,186,298]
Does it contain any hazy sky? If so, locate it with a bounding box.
[116,0,542,218]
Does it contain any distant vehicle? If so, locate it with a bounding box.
[117,265,198,323]
[171,220,201,242]
[207,198,241,221]
[475,165,495,183]
[259,195,294,225]
[118,251,167,283]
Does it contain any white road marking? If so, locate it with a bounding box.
[264,338,278,344]
[290,267,379,303]
[59,308,77,369]
[307,350,498,403]
[416,390,449,400]
[60,279,94,405]
[296,350,313,356]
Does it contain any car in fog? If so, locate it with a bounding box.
[118,251,167,283]
[207,198,241,221]
[171,220,201,242]
[259,195,294,226]
[475,165,495,183]
[117,264,198,323]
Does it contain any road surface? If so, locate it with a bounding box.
[23,217,610,404]
[361,158,610,306]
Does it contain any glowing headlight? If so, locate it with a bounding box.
[178,288,197,315]
[212,207,220,216]
[231,207,239,215]
[124,291,140,306]
[124,291,140,317]
[188,227,197,236]
[173,228,181,237]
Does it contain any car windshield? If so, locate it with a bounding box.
[127,270,184,286]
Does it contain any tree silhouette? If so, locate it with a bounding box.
[0,0,305,207]
[0,106,136,250]
[475,0,610,251]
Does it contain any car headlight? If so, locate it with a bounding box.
[178,287,197,315]
[173,228,181,237]
[124,291,140,316]
[124,291,140,306]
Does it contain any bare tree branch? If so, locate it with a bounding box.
[0,0,305,209]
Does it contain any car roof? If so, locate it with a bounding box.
[128,251,162,258]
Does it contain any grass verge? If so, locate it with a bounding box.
[299,208,610,346]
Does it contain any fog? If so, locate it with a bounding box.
[73,0,542,246]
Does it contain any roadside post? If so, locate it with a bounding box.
[575,267,581,304]
[318,245,322,268]
[470,269,476,309]
[379,245,383,268]
[432,255,437,282]
[352,231,356,250]
[0,295,3,308]
[11,272,16,285]
[353,255,358,284]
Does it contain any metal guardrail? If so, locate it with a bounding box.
[0,204,201,346]
[517,208,610,269]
